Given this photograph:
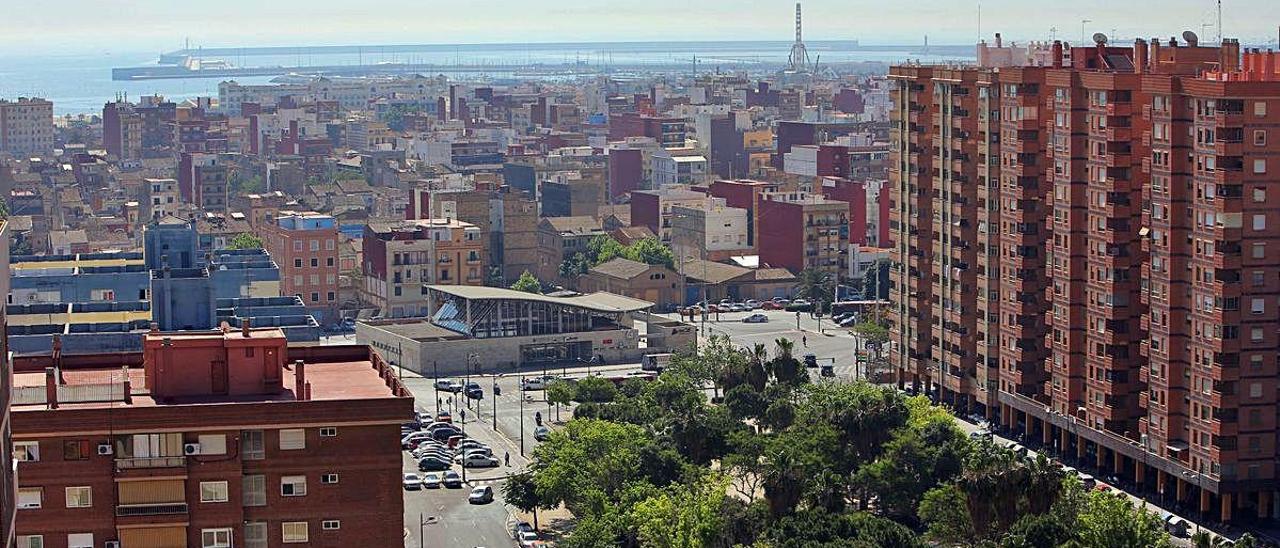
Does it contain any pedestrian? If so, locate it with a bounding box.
[504,452,510,467]
[802,335,808,347]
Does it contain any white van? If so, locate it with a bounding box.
[640,353,672,372]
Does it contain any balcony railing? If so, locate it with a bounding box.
[116,502,188,517]
[115,456,186,471]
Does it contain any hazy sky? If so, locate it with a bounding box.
[2,0,1275,55]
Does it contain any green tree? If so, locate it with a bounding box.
[545,380,575,422]
[589,235,627,265]
[854,417,968,521]
[510,270,542,294]
[529,419,664,515]
[227,232,264,250]
[862,258,891,300]
[559,252,591,279]
[918,484,976,544]
[573,376,618,403]
[768,338,807,386]
[633,474,732,548]
[1072,490,1170,548]
[502,471,552,530]
[724,385,767,422]
[793,268,834,315]
[624,237,676,269]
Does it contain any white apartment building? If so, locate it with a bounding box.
[670,200,750,260]
[0,98,54,156]
[652,151,708,187]
[146,178,183,220]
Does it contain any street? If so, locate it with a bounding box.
[388,307,865,547]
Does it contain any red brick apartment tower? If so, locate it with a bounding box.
[991,67,1055,409]
[973,71,1003,418]
[887,65,988,414]
[887,66,937,395]
[10,328,412,548]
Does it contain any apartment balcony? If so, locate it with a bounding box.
[116,503,188,518]
[1105,102,1133,117]
[1106,126,1132,143]
[114,456,186,473]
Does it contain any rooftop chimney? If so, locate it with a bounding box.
[45,367,58,410]
[1150,38,1162,72]
[995,33,1003,48]
[242,317,251,338]
[1222,39,1241,72]
[1052,41,1064,68]
[294,360,307,401]
[1134,39,1149,74]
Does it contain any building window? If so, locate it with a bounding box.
[197,434,227,455]
[310,240,320,251]
[17,487,42,509]
[327,291,336,301]
[280,428,306,450]
[283,522,309,543]
[321,473,339,484]
[66,534,93,548]
[281,475,307,496]
[311,258,318,267]
[64,486,91,508]
[242,430,265,460]
[1255,130,1268,146]
[14,441,39,461]
[311,292,320,302]
[1254,214,1267,231]
[201,528,233,548]
[293,240,303,252]
[244,523,268,548]
[1254,159,1267,174]
[63,439,90,460]
[319,427,337,437]
[322,520,341,530]
[1256,101,1268,116]
[16,536,43,548]
[293,275,303,286]
[327,257,335,267]
[1253,243,1266,259]
[242,474,266,506]
[294,259,302,268]
[200,481,229,503]
[326,239,335,250]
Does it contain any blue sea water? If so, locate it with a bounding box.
[0,41,970,115]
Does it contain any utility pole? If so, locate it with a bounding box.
[433,361,439,415]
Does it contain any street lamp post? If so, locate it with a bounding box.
[432,360,440,415]
[519,364,526,456]
[418,514,438,548]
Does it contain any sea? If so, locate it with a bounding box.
[0,41,972,115]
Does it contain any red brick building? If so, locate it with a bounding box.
[262,211,340,324]
[10,327,412,548]
[890,36,1280,522]
[757,191,848,279]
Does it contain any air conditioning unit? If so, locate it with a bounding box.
[183,443,202,456]
[97,443,113,456]
[105,542,121,548]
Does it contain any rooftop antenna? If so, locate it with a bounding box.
[1217,0,1223,45]
[977,2,982,43]
[1080,19,1092,44]
[1050,26,1059,41]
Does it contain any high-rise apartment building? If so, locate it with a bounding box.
[10,327,412,548]
[0,98,54,156]
[1,220,14,548]
[890,36,1280,522]
[757,191,849,279]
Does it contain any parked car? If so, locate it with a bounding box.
[745,299,761,310]
[820,364,835,377]
[401,431,434,449]
[430,428,462,442]
[435,379,465,392]
[742,313,769,324]
[803,354,818,368]
[442,470,463,488]
[461,453,500,468]
[514,523,539,547]
[421,472,442,489]
[456,439,489,453]
[533,425,551,441]
[468,485,495,504]
[453,450,491,463]
[402,473,422,490]
[464,382,484,400]
[435,410,452,423]
[413,448,453,461]
[729,303,746,312]
[838,316,859,327]
[417,457,451,471]
[521,375,557,391]
[785,299,813,312]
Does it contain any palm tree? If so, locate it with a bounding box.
[774,337,795,361]
[793,268,834,316]
[1192,531,1237,548]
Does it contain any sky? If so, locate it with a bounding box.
[1,0,1275,56]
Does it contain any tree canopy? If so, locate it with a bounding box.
[510,270,542,294]
[227,232,264,250]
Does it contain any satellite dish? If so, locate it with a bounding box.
[1182,30,1199,45]
[1092,32,1109,45]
